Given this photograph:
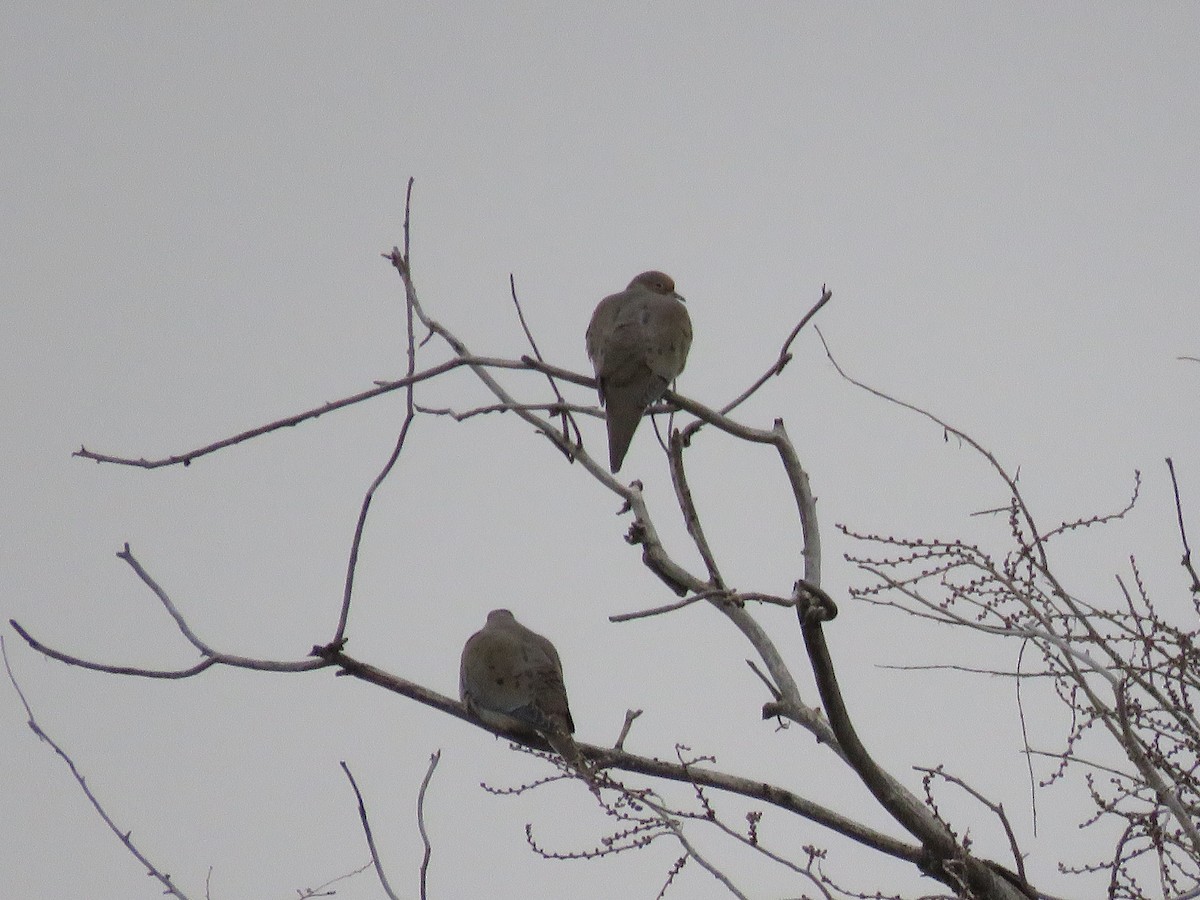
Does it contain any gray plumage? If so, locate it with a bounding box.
[586,270,692,473]
[460,609,586,773]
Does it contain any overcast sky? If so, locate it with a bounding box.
[3,4,1198,899]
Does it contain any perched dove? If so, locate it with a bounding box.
[586,270,692,473]
[460,609,587,774]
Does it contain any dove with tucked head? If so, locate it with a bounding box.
[460,609,587,774]
[586,271,692,473]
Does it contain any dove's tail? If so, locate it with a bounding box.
[602,380,647,473]
[603,372,673,473]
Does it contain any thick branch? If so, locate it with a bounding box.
[795,584,1034,899]
[311,643,922,869]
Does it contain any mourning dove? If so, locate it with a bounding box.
[586,270,692,473]
[460,609,588,774]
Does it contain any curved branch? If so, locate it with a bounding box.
[8,620,220,678]
[794,583,1034,899]
[333,408,415,644]
[667,430,725,588]
[12,543,332,677]
[818,329,1049,576]
[416,751,440,900]
[333,206,421,646]
[11,618,327,677]
[341,762,403,900]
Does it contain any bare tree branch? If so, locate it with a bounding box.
[30,185,1147,897]
[613,709,642,751]
[340,762,402,900]
[294,863,374,899]
[794,581,1033,899]
[668,429,726,588]
[1166,457,1200,594]
[417,751,440,900]
[3,636,192,899]
[333,185,422,645]
[830,344,1200,895]
[916,765,1029,887]
[692,284,833,422]
[312,640,915,863]
[11,544,330,678]
[630,790,752,900]
[415,399,597,421]
[608,589,724,623]
[71,356,511,469]
[509,272,584,459]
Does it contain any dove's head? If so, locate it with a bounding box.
[486,608,516,624]
[628,270,682,300]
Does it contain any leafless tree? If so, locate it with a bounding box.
[9,183,1198,899]
[835,372,1200,900]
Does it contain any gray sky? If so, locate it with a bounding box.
[3,4,1198,898]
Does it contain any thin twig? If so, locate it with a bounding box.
[332,211,422,645]
[118,544,213,655]
[333,409,416,645]
[915,765,1029,888]
[8,620,219,677]
[332,183,424,644]
[415,400,597,422]
[736,592,794,607]
[416,751,440,900]
[13,545,329,678]
[1015,640,1039,836]
[625,787,752,900]
[609,589,724,622]
[295,863,373,899]
[713,285,833,419]
[509,273,583,456]
[745,659,781,701]
[876,661,1052,678]
[614,709,643,751]
[340,762,402,900]
[3,636,192,899]
[1166,457,1200,593]
[71,356,505,469]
